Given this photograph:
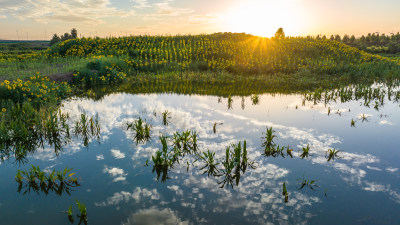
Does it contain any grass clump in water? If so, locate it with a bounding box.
[127,117,151,144]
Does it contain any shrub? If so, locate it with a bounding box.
[0,74,71,109]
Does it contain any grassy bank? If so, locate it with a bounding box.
[1,33,399,82]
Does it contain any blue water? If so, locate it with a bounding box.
[1,90,400,224]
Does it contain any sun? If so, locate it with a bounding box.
[224,0,303,37]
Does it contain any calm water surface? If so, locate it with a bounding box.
[1,88,400,225]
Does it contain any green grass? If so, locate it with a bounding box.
[1,33,399,85]
[0,57,88,81]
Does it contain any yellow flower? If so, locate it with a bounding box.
[2,108,6,112]
[4,80,9,84]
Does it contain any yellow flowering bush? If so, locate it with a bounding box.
[0,74,71,109]
[73,58,127,87]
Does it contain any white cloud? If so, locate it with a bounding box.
[95,187,160,206]
[103,166,127,182]
[96,154,104,160]
[379,120,393,125]
[122,207,189,225]
[111,149,125,159]
[0,0,134,24]
[386,167,398,173]
[131,0,151,8]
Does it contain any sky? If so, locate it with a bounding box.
[0,0,399,40]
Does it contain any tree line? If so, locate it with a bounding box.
[50,28,78,46]
[314,32,400,54]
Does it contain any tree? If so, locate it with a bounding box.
[360,35,366,43]
[274,28,285,39]
[49,28,78,45]
[61,33,71,41]
[342,34,350,43]
[50,34,61,46]
[330,35,335,41]
[350,35,356,44]
[71,28,78,39]
[366,33,371,43]
[334,34,341,42]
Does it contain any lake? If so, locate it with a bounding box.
[1,83,400,225]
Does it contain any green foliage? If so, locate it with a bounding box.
[326,148,342,162]
[73,58,127,87]
[282,182,289,203]
[126,117,151,144]
[75,199,88,225]
[0,103,100,165]
[162,110,171,126]
[42,33,399,78]
[172,130,198,154]
[218,141,256,188]
[199,149,219,177]
[262,127,277,151]
[50,28,78,46]
[74,113,101,146]
[299,145,311,159]
[0,75,71,109]
[0,103,70,164]
[297,176,319,191]
[351,119,356,127]
[15,165,79,196]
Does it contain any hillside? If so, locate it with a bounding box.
[44,33,400,77]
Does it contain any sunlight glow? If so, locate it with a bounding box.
[224,0,305,37]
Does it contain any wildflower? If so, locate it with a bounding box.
[2,108,6,112]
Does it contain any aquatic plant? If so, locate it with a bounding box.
[15,165,79,196]
[227,95,233,110]
[74,113,101,146]
[126,117,151,144]
[172,130,198,154]
[286,146,294,158]
[150,135,175,182]
[326,148,341,161]
[351,119,356,127]
[218,141,256,188]
[67,205,74,223]
[297,177,319,191]
[161,110,171,126]
[360,113,369,122]
[299,144,311,159]
[213,122,223,134]
[75,199,88,225]
[251,94,260,105]
[198,149,220,177]
[282,182,289,203]
[262,127,277,151]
